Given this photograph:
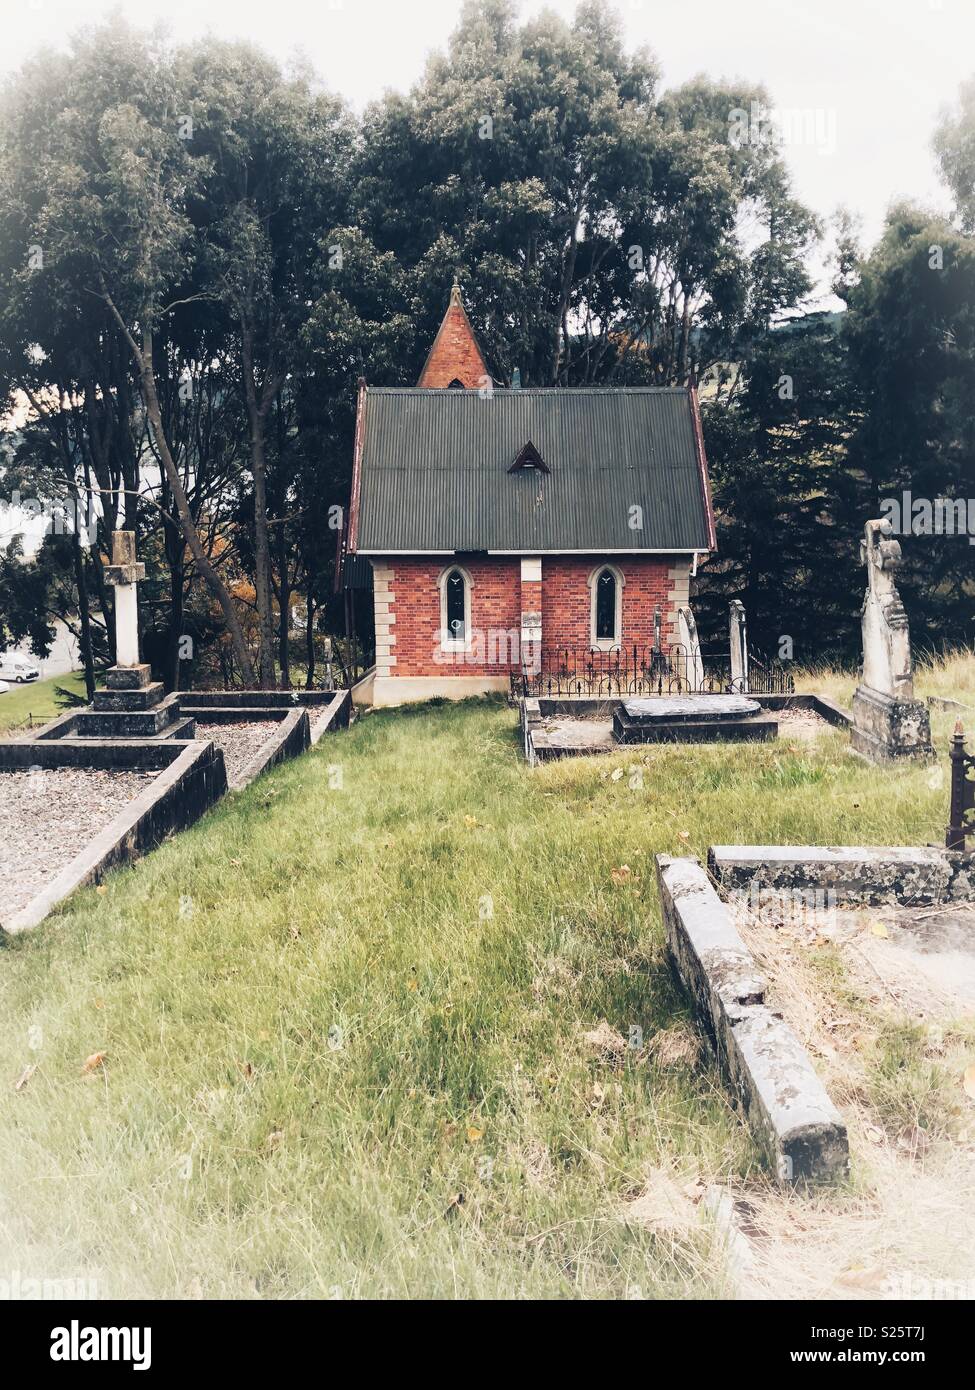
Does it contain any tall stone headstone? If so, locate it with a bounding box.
[729,600,749,693]
[677,605,705,692]
[850,519,933,763]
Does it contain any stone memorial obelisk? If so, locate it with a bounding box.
[850,518,933,763]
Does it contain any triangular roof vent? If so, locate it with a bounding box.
[508,440,550,474]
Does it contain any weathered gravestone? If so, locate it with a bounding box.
[729,600,749,693]
[850,519,934,763]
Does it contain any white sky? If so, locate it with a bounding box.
[2,0,968,264]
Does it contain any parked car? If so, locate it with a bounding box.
[0,680,9,695]
[0,655,40,683]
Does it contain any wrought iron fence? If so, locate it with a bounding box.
[509,644,795,700]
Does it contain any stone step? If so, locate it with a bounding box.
[155,716,197,741]
[93,683,166,712]
[72,694,182,739]
[105,664,153,691]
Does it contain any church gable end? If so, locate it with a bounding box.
[416,279,490,390]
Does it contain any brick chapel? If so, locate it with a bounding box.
[346,281,716,706]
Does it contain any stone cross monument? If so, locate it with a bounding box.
[70,530,184,738]
[104,531,145,668]
[850,518,933,763]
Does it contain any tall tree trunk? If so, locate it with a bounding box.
[104,296,256,686]
[241,328,277,690]
[71,503,96,701]
[277,528,291,689]
[305,591,316,689]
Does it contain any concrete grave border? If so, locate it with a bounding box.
[520,691,848,764]
[1,689,353,931]
[654,853,849,1183]
[708,844,975,906]
[0,738,227,935]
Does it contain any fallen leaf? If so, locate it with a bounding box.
[870,922,889,939]
[611,865,632,885]
[677,830,690,843]
[466,1125,484,1143]
[81,1051,107,1075]
[14,1064,35,1092]
[463,815,478,827]
[864,1124,885,1145]
[964,1065,975,1103]
[95,885,107,896]
[611,767,624,782]
[407,978,419,992]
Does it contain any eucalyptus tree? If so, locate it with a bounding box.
[177,40,357,686]
[355,0,818,387]
[0,21,257,682]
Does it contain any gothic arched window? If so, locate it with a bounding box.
[588,565,624,649]
[439,566,472,648]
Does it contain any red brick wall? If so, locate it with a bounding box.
[377,555,686,677]
[417,301,489,389]
[542,557,678,649]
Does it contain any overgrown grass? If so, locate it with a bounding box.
[0,657,970,1299]
[0,671,86,732]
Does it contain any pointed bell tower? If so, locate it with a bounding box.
[417,277,490,390]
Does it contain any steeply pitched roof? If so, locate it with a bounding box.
[416,280,490,390]
[349,385,717,555]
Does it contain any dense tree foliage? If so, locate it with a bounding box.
[0,1,971,686]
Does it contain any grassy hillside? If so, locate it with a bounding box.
[0,671,86,732]
[0,655,972,1298]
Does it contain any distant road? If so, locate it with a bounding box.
[5,619,80,679]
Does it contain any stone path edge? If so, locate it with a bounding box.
[654,852,849,1184]
[1,740,227,935]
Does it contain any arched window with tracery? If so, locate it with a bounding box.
[439,565,472,649]
[588,564,624,649]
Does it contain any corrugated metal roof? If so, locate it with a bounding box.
[353,386,713,553]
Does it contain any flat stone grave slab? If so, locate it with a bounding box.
[623,694,762,722]
[530,715,615,759]
[615,694,776,745]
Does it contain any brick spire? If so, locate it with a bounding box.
[417,277,490,389]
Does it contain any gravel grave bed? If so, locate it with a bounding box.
[195,720,282,788]
[0,767,157,922]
